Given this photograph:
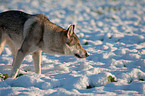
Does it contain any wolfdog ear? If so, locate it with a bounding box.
[64,25,75,43]
[67,25,75,38]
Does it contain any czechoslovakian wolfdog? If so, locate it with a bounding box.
[0,10,89,78]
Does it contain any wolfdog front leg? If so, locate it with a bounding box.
[10,39,42,78]
[32,50,42,74]
[10,20,43,78]
[10,49,26,78]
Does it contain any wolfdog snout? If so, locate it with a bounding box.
[85,52,89,57]
[74,51,89,58]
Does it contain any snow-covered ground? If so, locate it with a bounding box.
[0,0,145,95]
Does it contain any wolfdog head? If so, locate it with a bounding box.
[64,25,89,58]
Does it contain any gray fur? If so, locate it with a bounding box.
[0,10,89,78]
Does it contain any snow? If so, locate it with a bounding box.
[0,0,145,95]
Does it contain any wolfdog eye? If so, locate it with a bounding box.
[76,43,81,48]
[77,43,80,46]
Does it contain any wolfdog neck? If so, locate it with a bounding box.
[42,20,66,55]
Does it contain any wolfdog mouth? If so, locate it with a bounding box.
[74,53,82,58]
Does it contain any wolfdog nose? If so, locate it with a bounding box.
[85,53,89,57]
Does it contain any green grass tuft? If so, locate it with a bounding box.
[84,42,89,45]
[107,76,117,83]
